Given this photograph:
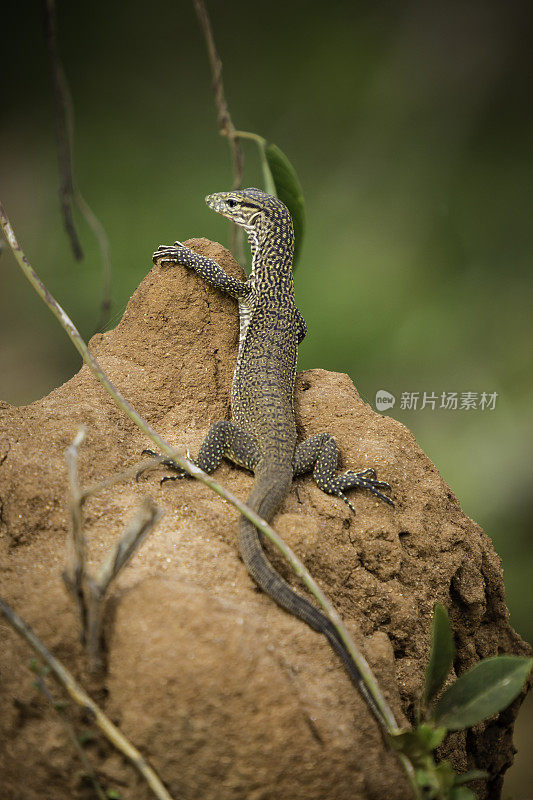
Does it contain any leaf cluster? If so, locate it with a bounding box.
[390,604,532,799]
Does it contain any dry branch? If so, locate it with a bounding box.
[43,0,83,260]
[96,499,164,596]
[63,428,164,672]
[193,0,244,260]
[43,0,113,328]
[64,426,88,635]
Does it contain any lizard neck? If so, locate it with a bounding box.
[247,224,294,295]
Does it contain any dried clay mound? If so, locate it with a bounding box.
[0,239,529,800]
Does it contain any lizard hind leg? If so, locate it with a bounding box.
[196,420,261,474]
[138,421,260,485]
[293,432,394,513]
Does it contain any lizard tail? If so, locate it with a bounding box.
[238,469,385,727]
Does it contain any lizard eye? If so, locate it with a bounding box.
[227,198,238,208]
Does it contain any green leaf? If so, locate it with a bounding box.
[433,655,533,730]
[234,130,306,267]
[422,725,447,751]
[454,769,489,785]
[434,760,458,793]
[107,791,122,799]
[389,723,446,761]
[423,603,455,708]
[450,786,476,800]
[264,142,306,268]
[415,768,439,796]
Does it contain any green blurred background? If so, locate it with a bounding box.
[1,0,531,794]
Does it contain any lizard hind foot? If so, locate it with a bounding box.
[334,469,395,508]
[354,471,394,507]
[345,467,376,480]
[337,491,358,515]
[160,473,187,486]
[136,448,188,483]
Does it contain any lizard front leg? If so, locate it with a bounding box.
[293,432,393,513]
[153,242,250,299]
[295,307,307,344]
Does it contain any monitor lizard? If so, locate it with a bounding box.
[143,188,393,723]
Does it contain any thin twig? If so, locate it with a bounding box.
[96,498,164,596]
[65,426,88,577]
[62,427,164,671]
[42,0,113,328]
[192,0,243,186]
[33,673,107,800]
[1,202,398,734]
[193,0,244,261]
[85,498,163,671]
[43,0,83,260]
[74,193,112,334]
[234,130,276,196]
[0,597,175,800]
[64,426,89,641]
[82,454,177,500]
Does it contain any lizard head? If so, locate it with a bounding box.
[205,188,294,262]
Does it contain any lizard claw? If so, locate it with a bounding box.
[137,448,188,483]
[136,449,158,482]
[333,468,394,510]
[338,491,357,515]
[355,472,394,506]
[345,467,377,480]
[153,247,178,264]
[160,473,186,485]
[152,243,192,266]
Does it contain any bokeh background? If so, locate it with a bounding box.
[1,0,531,794]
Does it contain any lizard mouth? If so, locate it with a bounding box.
[204,193,220,211]
[205,192,235,221]
[205,191,261,229]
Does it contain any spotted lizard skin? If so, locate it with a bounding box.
[147,188,393,724]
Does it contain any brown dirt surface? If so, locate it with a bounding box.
[0,238,530,800]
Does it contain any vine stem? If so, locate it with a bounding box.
[43,0,113,329]
[233,131,276,197]
[193,0,244,261]
[1,201,401,738]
